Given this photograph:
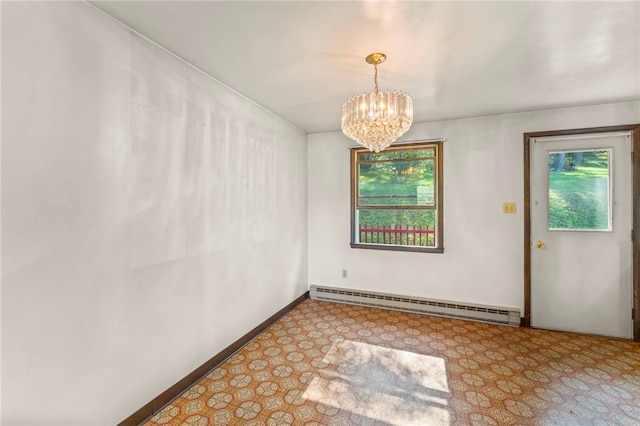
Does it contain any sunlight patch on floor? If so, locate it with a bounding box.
[303,339,450,425]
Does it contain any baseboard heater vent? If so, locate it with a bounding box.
[310,285,520,327]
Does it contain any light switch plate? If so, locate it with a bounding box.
[503,202,516,214]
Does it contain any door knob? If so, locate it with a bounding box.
[536,240,545,248]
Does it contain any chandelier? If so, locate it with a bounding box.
[341,53,413,153]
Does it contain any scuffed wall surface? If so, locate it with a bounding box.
[1,2,307,425]
[308,102,639,312]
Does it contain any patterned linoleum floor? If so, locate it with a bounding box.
[145,299,640,425]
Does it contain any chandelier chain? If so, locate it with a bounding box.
[374,63,379,94]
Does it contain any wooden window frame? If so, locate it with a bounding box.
[350,141,444,253]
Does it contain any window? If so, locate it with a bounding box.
[548,149,612,231]
[350,141,444,252]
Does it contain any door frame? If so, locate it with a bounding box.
[524,124,640,341]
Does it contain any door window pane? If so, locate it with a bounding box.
[548,149,611,231]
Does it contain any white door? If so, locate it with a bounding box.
[531,132,633,339]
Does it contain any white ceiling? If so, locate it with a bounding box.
[91,1,640,134]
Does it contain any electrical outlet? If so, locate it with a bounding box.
[342,269,348,278]
[503,202,516,214]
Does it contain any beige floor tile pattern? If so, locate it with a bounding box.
[144,299,640,425]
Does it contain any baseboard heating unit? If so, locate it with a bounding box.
[310,285,520,327]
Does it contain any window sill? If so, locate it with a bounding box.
[350,243,444,254]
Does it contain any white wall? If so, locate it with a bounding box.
[1,2,307,425]
[309,101,639,311]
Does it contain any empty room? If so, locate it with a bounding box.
[2,1,640,425]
